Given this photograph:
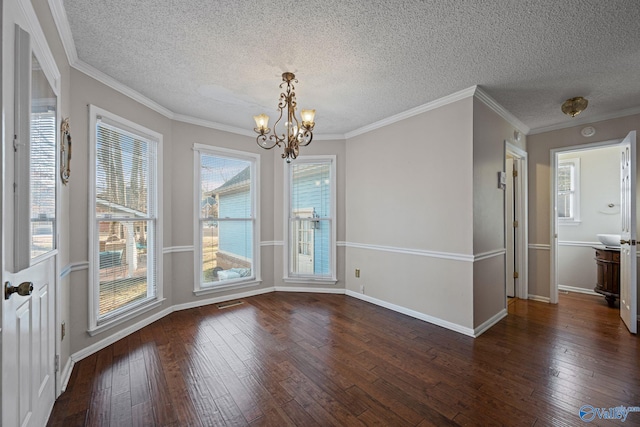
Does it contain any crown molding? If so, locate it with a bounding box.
[48,0,77,65]
[344,86,478,139]
[173,113,256,137]
[473,86,530,135]
[20,0,61,93]
[529,105,640,135]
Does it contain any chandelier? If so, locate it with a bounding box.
[253,72,316,162]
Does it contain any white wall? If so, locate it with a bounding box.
[557,146,620,293]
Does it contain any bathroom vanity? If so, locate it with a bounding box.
[593,246,620,307]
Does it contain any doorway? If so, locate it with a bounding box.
[550,133,637,335]
[553,143,621,303]
[505,142,528,301]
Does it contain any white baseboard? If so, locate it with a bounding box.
[59,356,74,393]
[345,290,475,337]
[528,294,551,303]
[173,287,275,312]
[474,309,508,337]
[558,284,599,297]
[72,307,173,363]
[274,286,346,294]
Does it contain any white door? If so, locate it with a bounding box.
[2,24,58,427]
[292,209,315,275]
[505,157,516,297]
[620,131,637,334]
[3,259,56,427]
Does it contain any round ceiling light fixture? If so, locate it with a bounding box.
[561,96,589,117]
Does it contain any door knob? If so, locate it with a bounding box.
[4,281,33,300]
[620,239,636,245]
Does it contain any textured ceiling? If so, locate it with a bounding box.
[60,0,640,136]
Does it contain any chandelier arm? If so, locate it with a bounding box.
[297,129,313,147]
[256,133,278,150]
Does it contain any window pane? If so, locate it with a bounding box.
[558,194,571,218]
[96,123,150,217]
[98,220,153,317]
[558,164,573,192]
[289,218,331,276]
[200,153,254,286]
[202,219,253,283]
[201,155,251,219]
[291,163,331,216]
[30,54,56,258]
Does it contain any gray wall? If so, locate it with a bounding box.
[345,98,476,329]
[472,98,526,327]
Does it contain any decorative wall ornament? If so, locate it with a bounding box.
[60,117,72,184]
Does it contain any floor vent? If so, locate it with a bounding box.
[216,300,244,310]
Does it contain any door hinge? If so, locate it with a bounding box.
[513,220,518,228]
[513,271,519,279]
[513,169,518,178]
[55,355,60,373]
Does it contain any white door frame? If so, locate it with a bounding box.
[505,142,528,300]
[550,139,621,304]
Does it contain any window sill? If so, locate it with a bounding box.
[194,279,263,296]
[88,297,166,336]
[283,277,338,285]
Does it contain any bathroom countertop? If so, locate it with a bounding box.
[593,245,621,251]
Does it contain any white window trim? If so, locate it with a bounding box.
[88,105,163,335]
[283,155,337,284]
[558,158,581,225]
[192,143,261,294]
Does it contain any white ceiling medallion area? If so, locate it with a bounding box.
[49,0,640,138]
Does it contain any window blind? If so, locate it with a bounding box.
[95,119,157,319]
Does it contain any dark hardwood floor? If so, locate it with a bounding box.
[48,292,640,426]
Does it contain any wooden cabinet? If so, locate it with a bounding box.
[594,247,620,307]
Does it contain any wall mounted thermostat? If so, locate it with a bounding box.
[498,171,506,190]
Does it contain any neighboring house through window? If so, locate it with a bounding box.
[89,105,163,334]
[194,144,260,294]
[285,156,336,282]
[558,158,580,223]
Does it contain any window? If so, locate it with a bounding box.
[14,52,58,270]
[194,145,259,293]
[558,158,580,223]
[29,55,57,260]
[89,106,162,331]
[285,156,336,282]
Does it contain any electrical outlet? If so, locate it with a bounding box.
[360,285,365,294]
[61,322,66,341]
[355,268,360,278]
